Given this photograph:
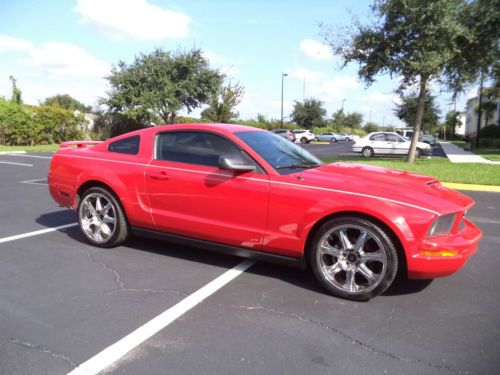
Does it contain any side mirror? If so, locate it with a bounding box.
[219,156,256,172]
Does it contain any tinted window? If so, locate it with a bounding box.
[369,134,386,141]
[385,134,399,142]
[236,131,322,175]
[108,135,140,154]
[156,131,255,168]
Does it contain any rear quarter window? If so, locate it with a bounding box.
[108,135,140,155]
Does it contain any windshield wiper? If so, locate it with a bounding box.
[274,163,320,170]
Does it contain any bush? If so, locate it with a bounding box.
[480,124,500,138]
[0,99,84,145]
[93,112,148,140]
[478,138,500,148]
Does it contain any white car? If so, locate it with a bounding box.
[292,129,315,143]
[352,132,432,157]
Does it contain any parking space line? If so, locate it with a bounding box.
[0,223,78,244]
[0,161,33,167]
[6,153,53,159]
[67,259,255,375]
[20,178,48,185]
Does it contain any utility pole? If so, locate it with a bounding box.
[281,73,288,126]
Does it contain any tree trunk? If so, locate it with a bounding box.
[406,75,428,164]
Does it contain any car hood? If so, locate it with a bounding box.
[294,162,473,215]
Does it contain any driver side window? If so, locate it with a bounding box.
[156,131,258,170]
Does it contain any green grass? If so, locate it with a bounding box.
[448,140,500,161]
[0,144,59,152]
[321,156,500,186]
[474,148,500,162]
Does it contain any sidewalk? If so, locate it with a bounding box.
[439,142,500,164]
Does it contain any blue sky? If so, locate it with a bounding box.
[0,0,474,126]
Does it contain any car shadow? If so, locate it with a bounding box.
[35,210,433,299]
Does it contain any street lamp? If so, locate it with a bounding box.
[369,110,372,123]
[341,98,346,112]
[281,73,288,126]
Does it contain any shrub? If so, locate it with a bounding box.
[480,124,500,138]
[92,112,148,140]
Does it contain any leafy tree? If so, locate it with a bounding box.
[43,94,91,112]
[444,110,462,138]
[364,122,380,133]
[324,0,471,163]
[201,82,245,123]
[92,112,147,139]
[445,0,500,94]
[394,91,440,131]
[290,98,327,129]
[9,76,22,105]
[103,48,223,124]
[332,110,364,130]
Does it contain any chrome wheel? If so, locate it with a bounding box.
[79,193,117,244]
[362,147,374,157]
[316,224,388,295]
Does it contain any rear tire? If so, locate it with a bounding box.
[416,148,423,158]
[309,216,399,301]
[362,147,374,157]
[300,137,307,144]
[78,187,129,248]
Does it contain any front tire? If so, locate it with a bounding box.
[309,217,398,301]
[78,187,129,248]
[362,147,374,157]
[416,148,423,158]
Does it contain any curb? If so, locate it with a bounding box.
[0,151,27,155]
[442,182,500,193]
[310,141,330,145]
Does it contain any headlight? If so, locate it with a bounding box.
[427,214,456,237]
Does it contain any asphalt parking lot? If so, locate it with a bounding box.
[1,152,499,375]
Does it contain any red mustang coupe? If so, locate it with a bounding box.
[48,124,481,300]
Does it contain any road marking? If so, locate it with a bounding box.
[7,153,53,159]
[67,259,255,375]
[0,161,33,167]
[20,178,48,185]
[0,223,78,244]
[442,182,500,193]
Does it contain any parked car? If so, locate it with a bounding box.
[49,124,481,301]
[292,129,315,143]
[422,134,437,145]
[340,133,355,141]
[352,132,432,158]
[271,128,295,142]
[315,132,339,142]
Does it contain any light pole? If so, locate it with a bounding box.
[281,73,288,126]
[341,98,346,112]
[369,110,372,123]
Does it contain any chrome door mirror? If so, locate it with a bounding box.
[219,156,256,172]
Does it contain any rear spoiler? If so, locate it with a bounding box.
[59,141,103,148]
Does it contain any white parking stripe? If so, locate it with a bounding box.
[20,179,48,185]
[0,161,33,167]
[67,259,255,375]
[6,153,53,159]
[0,223,78,244]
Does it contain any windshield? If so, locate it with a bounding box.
[236,131,322,174]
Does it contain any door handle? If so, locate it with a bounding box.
[149,171,170,180]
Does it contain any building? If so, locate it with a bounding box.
[465,96,500,138]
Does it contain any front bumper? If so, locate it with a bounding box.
[407,218,482,279]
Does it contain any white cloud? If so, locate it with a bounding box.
[29,42,110,78]
[202,50,242,78]
[74,0,191,40]
[289,66,324,83]
[309,76,359,100]
[0,34,110,107]
[299,39,333,60]
[0,34,33,53]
